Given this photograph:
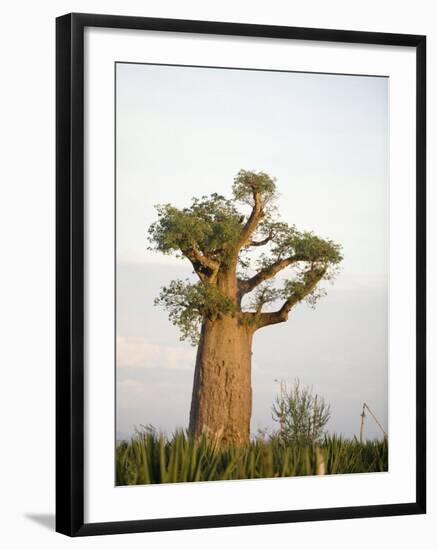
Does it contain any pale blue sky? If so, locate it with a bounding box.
[116,62,388,440]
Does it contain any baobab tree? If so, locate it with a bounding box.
[148,170,342,445]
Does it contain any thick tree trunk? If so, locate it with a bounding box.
[189,315,253,445]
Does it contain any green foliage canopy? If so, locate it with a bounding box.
[148,170,343,344]
[148,193,242,264]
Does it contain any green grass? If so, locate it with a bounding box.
[116,430,388,485]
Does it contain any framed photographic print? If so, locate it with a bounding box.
[56,13,426,536]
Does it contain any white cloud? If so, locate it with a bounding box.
[116,336,196,370]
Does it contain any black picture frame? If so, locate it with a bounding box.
[56,12,426,537]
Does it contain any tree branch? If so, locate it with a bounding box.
[184,243,220,282]
[237,192,264,250]
[238,256,304,297]
[191,243,220,271]
[247,236,271,248]
[254,268,326,330]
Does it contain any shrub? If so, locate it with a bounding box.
[271,379,331,445]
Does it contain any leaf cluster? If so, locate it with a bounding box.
[154,279,237,345]
[147,193,242,262]
[232,169,277,206]
[257,221,343,267]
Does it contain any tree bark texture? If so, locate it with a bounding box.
[189,316,253,446]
